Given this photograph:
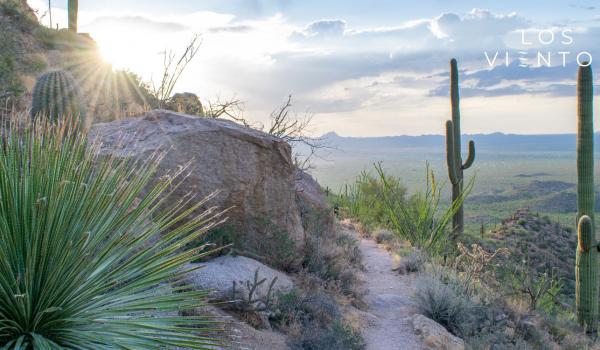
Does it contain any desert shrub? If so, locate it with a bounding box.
[336,169,406,229]
[507,263,563,313]
[397,250,425,274]
[0,119,224,348]
[303,224,362,298]
[272,289,364,350]
[414,270,475,336]
[414,268,510,342]
[453,243,509,293]
[294,322,365,350]
[375,163,473,257]
[373,229,395,244]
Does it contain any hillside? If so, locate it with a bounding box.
[484,209,577,300]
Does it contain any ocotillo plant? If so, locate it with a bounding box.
[445,58,475,238]
[30,70,85,126]
[575,63,598,329]
[68,0,78,32]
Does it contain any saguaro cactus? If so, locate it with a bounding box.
[30,70,85,126]
[445,58,475,238]
[576,63,598,329]
[68,0,78,32]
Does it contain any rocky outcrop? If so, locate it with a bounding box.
[184,255,294,302]
[295,170,328,211]
[295,170,333,233]
[90,110,305,248]
[412,314,465,350]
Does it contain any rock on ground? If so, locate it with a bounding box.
[412,314,465,350]
[194,305,290,350]
[184,255,294,301]
[90,110,304,247]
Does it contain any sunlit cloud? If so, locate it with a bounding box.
[26,1,600,135]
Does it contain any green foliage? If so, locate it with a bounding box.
[375,163,473,257]
[509,262,563,313]
[335,169,406,229]
[445,58,476,238]
[575,64,598,329]
[30,70,86,126]
[0,119,224,348]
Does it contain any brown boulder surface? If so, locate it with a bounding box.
[412,314,465,350]
[90,109,304,247]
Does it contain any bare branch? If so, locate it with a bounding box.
[150,34,202,108]
[267,95,332,172]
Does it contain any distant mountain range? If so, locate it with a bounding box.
[320,132,599,153]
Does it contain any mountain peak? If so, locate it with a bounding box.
[321,131,340,138]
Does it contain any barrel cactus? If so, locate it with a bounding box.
[576,63,598,329]
[68,0,78,32]
[445,58,475,238]
[30,70,85,126]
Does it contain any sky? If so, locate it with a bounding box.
[28,0,600,136]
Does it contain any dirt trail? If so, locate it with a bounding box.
[343,222,423,350]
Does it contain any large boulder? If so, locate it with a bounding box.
[90,110,304,248]
[184,255,295,302]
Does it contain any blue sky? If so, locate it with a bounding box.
[29,1,600,136]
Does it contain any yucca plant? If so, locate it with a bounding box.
[375,163,473,257]
[0,118,225,349]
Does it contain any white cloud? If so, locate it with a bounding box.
[25,1,600,135]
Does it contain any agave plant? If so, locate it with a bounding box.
[0,119,225,348]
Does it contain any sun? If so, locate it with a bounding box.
[91,26,157,74]
[95,31,134,70]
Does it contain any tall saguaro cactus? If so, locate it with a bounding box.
[576,63,598,329]
[68,0,78,32]
[445,59,475,238]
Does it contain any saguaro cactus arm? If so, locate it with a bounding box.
[462,140,475,169]
[578,215,595,252]
[576,215,598,327]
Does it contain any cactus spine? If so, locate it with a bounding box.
[30,70,85,126]
[68,0,78,32]
[445,58,475,238]
[576,63,598,329]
